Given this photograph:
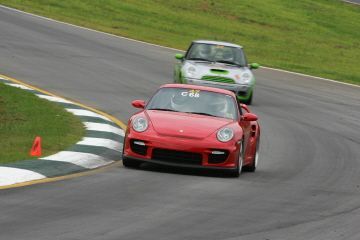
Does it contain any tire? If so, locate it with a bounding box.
[243,138,259,172]
[122,157,142,168]
[229,142,244,177]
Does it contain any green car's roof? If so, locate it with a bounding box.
[192,40,243,49]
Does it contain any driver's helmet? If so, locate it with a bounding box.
[170,91,191,111]
[208,95,229,117]
[198,45,211,59]
[222,50,234,61]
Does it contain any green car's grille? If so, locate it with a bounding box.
[201,75,235,84]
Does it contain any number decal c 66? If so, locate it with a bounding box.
[181,90,200,98]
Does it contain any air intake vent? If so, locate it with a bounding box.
[201,75,235,84]
[210,69,229,74]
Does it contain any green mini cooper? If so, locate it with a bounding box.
[174,40,260,104]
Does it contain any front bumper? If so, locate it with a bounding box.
[123,130,240,170]
[185,78,253,101]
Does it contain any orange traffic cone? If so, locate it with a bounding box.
[30,136,42,157]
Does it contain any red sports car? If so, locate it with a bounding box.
[122,84,260,177]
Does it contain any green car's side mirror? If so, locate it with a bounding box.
[175,53,184,60]
[250,63,260,70]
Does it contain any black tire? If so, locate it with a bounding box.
[243,138,259,172]
[228,142,244,177]
[122,157,142,168]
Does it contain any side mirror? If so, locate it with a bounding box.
[249,63,260,70]
[175,53,184,60]
[240,103,250,113]
[242,113,258,121]
[132,100,145,109]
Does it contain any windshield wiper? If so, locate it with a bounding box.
[215,60,242,66]
[185,111,218,117]
[187,57,211,62]
[148,108,178,112]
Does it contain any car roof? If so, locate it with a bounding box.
[192,40,243,48]
[160,84,237,98]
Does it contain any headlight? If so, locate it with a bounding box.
[186,66,196,77]
[132,117,148,132]
[241,73,252,83]
[217,127,234,142]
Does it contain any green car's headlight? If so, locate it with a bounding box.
[186,66,197,77]
[241,73,251,84]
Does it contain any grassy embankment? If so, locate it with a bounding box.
[0,0,359,84]
[0,82,84,164]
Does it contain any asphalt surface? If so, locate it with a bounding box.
[0,6,360,240]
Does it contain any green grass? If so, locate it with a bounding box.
[0,82,84,164]
[0,0,359,84]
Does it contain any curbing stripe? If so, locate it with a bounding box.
[41,151,113,169]
[68,145,122,160]
[65,108,111,121]
[36,94,74,104]
[78,115,120,128]
[5,82,33,90]
[77,137,122,152]
[85,130,124,141]
[0,167,46,186]
[4,160,86,178]
[57,102,85,109]
[84,122,124,136]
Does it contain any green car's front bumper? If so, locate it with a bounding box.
[184,77,254,102]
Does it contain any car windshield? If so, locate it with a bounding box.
[146,87,238,120]
[186,43,247,67]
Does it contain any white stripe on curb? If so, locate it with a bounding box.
[65,109,111,121]
[5,83,34,90]
[41,151,112,169]
[36,94,73,104]
[77,137,122,152]
[0,167,46,186]
[84,122,124,136]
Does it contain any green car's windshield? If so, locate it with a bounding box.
[147,87,238,120]
[186,43,247,67]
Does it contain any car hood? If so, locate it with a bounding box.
[183,61,252,84]
[146,110,233,139]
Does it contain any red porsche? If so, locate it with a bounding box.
[122,84,260,177]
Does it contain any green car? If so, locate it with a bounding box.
[174,40,260,104]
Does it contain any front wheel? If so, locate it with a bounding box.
[229,142,244,177]
[243,138,259,172]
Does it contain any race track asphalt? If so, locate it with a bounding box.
[0,6,360,240]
